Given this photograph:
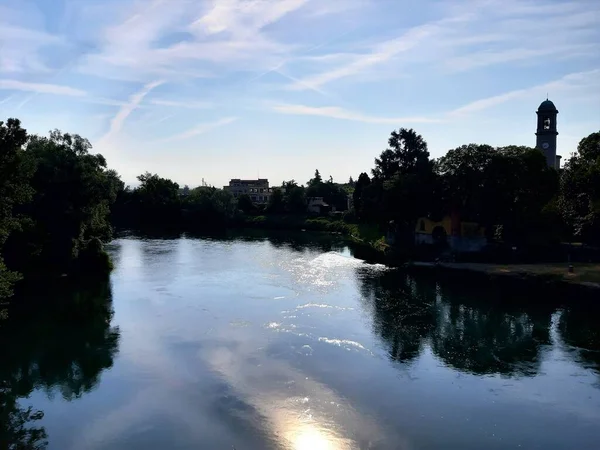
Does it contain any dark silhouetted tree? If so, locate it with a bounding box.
[236,194,255,214]
[282,180,306,213]
[559,131,600,243]
[4,129,121,279]
[267,187,284,213]
[0,119,34,300]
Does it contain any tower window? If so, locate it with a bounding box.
[543,117,551,130]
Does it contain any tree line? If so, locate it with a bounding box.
[351,127,599,250]
[110,169,352,228]
[1,116,599,301]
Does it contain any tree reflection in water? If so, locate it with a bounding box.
[559,305,600,374]
[357,268,598,377]
[0,279,120,449]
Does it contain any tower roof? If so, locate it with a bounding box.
[538,99,557,112]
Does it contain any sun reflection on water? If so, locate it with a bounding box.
[290,425,336,450]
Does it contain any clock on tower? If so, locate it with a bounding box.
[535,99,558,169]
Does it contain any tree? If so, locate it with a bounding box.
[182,186,236,227]
[559,131,600,243]
[136,172,180,209]
[576,131,600,161]
[4,129,120,279]
[352,172,370,219]
[372,128,432,181]
[437,144,559,245]
[282,180,306,213]
[0,119,34,300]
[131,172,181,225]
[369,128,436,235]
[308,169,322,187]
[267,187,284,213]
[436,144,497,223]
[236,194,255,214]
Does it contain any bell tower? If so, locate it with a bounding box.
[535,98,558,168]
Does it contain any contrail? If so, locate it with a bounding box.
[272,69,330,98]
[14,41,96,111]
[241,27,360,90]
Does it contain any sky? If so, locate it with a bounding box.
[1,0,599,188]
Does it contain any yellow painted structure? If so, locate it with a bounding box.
[415,216,485,238]
[415,216,452,235]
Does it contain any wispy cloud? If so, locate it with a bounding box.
[2,0,599,188]
[86,97,131,107]
[102,80,164,141]
[0,24,65,73]
[306,0,367,17]
[192,0,309,37]
[0,94,13,105]
[286,21,446,90]
[449,69,600,116]
[0,79,86,96]
[284,0,600,89]
[163,117,238,141]
[150,99,212,109]
[444,43,599,73]
[150,114,175,125]
[77,0,314,83]
[271,103,440,124]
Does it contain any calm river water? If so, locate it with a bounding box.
[1,231,599,450]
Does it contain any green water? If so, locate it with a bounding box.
[1,232,599,450]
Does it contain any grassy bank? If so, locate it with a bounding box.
[238,214,389,252]
[237,214,394,264]
[409,261,600,291]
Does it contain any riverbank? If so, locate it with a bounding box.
[408,261,600,291]
[238,214,389,251]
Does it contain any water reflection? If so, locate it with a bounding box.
[3,234,598,450]
[559,305,600,374]
[0,280,120,449]
[357,267,599,377]
[225,229,350,255]
[0,390,47,450]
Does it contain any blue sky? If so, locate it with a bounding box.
[1,0,599,188]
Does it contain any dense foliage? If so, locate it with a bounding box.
[1,120,119,302]
[352,127,599,250]
[306,170,349,211]
[558,131,600,243]
[435,144,560,245]
[0,119,34,300]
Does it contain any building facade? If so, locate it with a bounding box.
[535,99,560,169]
[224,179,272,204]
[414,213,487,253]
[307,197,330,214]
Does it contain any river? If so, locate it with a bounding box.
[1,231,599,450]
